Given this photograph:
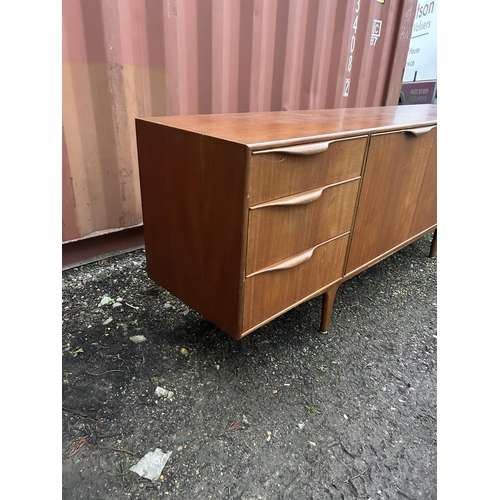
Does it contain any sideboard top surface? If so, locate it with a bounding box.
[137,104,437,150]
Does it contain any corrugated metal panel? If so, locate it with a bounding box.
[62,0,417,246]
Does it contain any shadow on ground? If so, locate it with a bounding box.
[62,233,437,500]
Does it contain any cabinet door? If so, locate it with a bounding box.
[346,126,437,274]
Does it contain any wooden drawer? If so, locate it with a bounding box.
[242,233,349,333]
[246,178,360,276]
[248,136,367,205]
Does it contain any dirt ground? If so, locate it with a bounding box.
[62,233,437,500]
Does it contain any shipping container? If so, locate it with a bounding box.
[62,0,418,269]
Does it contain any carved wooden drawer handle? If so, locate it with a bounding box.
[250,186,326,209]
[246,247,316,277]
[250,178,358,209]
[246,233,348,278]
[404,125,436,137]
[252,141,332,156]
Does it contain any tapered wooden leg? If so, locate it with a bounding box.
[429,228,437,258]
[320,282,341,333]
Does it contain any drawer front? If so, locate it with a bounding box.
[242,234,349,333]
[246,179,359,276]
[248,136,367,205]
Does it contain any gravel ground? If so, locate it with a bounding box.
[62,232,437,499]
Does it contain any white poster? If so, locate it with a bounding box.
[403,1,437,82]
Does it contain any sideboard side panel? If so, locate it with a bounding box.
[136,120,248,336]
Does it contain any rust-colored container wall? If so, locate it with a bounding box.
[62,0,417,263]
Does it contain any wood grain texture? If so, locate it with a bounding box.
[136,119,248,337]
[409,130,437,236]
[346,126,437,275]
[248,136,366,205]
[242,234,349,333]
[246,179,359,275]
[143,105,437,149]
[136,105,437,339]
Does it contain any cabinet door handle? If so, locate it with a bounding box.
[252,141,332,156]
[404,125,436,137]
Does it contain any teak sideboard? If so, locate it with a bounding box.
[135,105,437,340]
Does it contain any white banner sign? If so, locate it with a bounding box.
[403,1,437,82]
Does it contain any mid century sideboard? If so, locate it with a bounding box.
[135,105,437,340]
